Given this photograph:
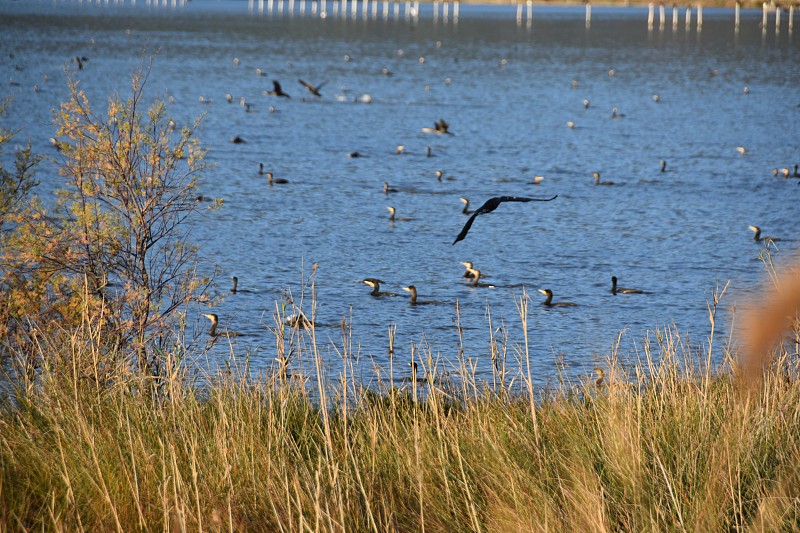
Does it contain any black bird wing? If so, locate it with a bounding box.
[273,80,282,92]
[453,195,558,244]
[299,79,313,91]
[453,212,480,244]
[314,80,329,92]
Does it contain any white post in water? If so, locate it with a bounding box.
[776,6,781,33]
[300,0,306,14]
[371,0,377,17]
[659,3,665,29]
[697,5,703,30]
[672,4,678,30]
[278,0,284,14]
[789,5,794,33]
[443,1,448,22]
[342,0,347,17]
[393,1,399,18]
[762,2,768,32]
[268,0,273,14]
[405,1,411,19]
[516,3,523,25]
[454,1,459,22]
[734,1,740,31]
[585,2,591,28]
[648,3,655,30]
[352,0,357,19]
[685,6,691,30]
[433,0,439,21]
[526,0,532,24]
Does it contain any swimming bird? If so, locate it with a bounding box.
[394,145,407,155]
[531,176,544,185]
[611,276,647,295]
[436,170,456,182]
[203,313,242,337]
[402,285,442,305]
[383,182,399,194]
[230,136,246,144]
[459,198,475,215]
[267,172,288,185]
[225,93,233,103]
[794,165,800,178]
[652,94,660,102]
[593,172,615,186]
[736,146,746,155]
[285,311,314,329]
[387,206,413,222]
[660,160,667,172]
[299,79,327,97]
[258,162,267,175]
[230,276,254,294]
[422,118,453,135]
[749,225,780,243]
[452,195,558,244]
[363,278,397,297]
[538,289,577,307]
[266,80,290,98]
[461,261,477,278]
[776,167,791,178]
[465,268,495,288]
[255,68,266,77]
[611,107,625,119]
[426,146,433,158]
[347,151,365,158]
[199,96,212,104]
[594,367,605,388]
[583,99,590,109]
[567,121,576,129]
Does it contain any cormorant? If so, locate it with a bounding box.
[267,172,288,185]
[422,118,453,135]
[531,176,544,185]
[538,289,577,307]
[611,107,625,119]
[465,268,495,288]
[583,99,590,109]
[594,367,605,388]
[363,278,397,297]
[749,225,780,242]
[230,136,246,144]
[402,285,442,305]
[387,206,413,222]
[459,198,475,215]
[225,93,233,103]
[203,313,242,337]
[426,146,432,157]
[452,195,558,244]
[736,146,746,155]
[660,160,667,172]
[461,261,477,278]
[436,170,455,182]
[794,165,800,178]
[652,94,660,102]
[299,79,327,97]
[383,182,399,194]
[266,80,290,98]
[593,172,615,186]
[393,145,406,155]
[611,276,647,295]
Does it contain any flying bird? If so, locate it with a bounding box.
[452,195,558,244]
[299,79,328,97]
[266,80,290,98]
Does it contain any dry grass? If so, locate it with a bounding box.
[2,281,800,532]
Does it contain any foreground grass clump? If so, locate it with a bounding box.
[1,329,799,532]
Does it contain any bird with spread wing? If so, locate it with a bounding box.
[299,79,328,97]
[452,195,558,244]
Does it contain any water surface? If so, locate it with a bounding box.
[1,0,798,386]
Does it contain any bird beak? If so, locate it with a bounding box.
[537,289,547,296]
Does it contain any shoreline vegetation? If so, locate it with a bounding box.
[2,66,800,531]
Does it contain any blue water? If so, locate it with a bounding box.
[1,0,798,387]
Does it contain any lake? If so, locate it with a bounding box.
[1,0,798,388]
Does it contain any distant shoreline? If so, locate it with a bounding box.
[427,0,784,10]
